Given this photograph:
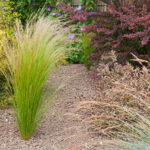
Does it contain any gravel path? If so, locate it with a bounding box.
[0,64,120,150]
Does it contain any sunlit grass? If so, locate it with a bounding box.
[4,16,69,140]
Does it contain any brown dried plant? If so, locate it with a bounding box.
[78,51,150,142]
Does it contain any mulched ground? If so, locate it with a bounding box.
[0,64,121,150]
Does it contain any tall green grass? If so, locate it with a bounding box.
[5,16,69,140]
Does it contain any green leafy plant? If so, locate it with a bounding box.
[4,16,69,140]
[10,0,72,24]
[66,32,95,65]
[10,0,46,24]
[0,0,19,107]
[81,32,95,69]
[80,0,96,10]
[66,43,84,64]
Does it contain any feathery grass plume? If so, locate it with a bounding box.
[97,53,150,150]
[4,16,69,140]
[113,56,150,150]
[76,51,150,149]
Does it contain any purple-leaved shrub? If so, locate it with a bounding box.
[57,0,150,66]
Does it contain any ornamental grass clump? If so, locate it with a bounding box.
[77,51,150,149]
[5,16,69,140]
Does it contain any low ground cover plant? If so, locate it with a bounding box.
[4,15,70,140]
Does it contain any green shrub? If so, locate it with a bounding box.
[4,16,69,140]
[0,0,19,107]
[10,0,72,24]
[66,32,95,66]
[10,0,46,24]
[0,51,8,108]
[66,47,84,64]
[81,32,95,69]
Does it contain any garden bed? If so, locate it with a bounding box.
[0,64,120,150]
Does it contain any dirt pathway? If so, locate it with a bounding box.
[0,64,120,150]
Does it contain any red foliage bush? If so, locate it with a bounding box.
[57,0,150,64]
